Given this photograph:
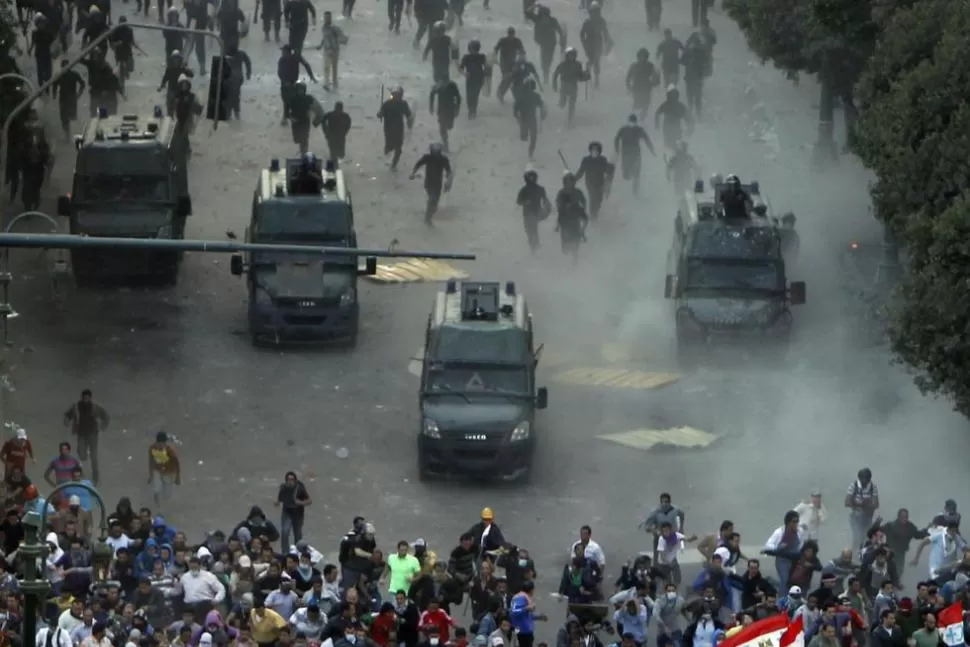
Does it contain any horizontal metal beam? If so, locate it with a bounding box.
[0,233,476,260]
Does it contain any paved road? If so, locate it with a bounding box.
[2,0,968,637]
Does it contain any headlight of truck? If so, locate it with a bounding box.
[510,421,530,442]
[254,288,273,307]
[156,224,173,239]
[422,418,441,439]
[340,288,356,307]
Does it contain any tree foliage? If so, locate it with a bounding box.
[723,0,885,95]
[850,0,970,414]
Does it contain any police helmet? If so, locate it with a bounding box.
[295,80,307,92]
[33,11,46,23]
[391,85,404,96]
[89,4,101,12]
[588,141,602,153]
[524,169,538,183]
[666,85,679,97]
[637,47,648,59]
[564,47,577,59]
[725,174,741,187]
[468,39,481,52]
[433,20,446,31]
[430,143,444,155]
[537,3,550,14]
[628,113,637,124]
[562,171,576,184]
[118,14,127,22]
[303,152,317,167]
[170,49,182,58]
[588,1,601,10]
[167,4,178,13]
[177,74,191,87]
[506,26,516,36]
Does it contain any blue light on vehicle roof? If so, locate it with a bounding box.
[97,106,108,118]
[270,158,280,172]
[153,105,163,118]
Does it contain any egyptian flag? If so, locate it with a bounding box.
[780,615,805,647]
[719,614,790,647]
[939,601,964,647]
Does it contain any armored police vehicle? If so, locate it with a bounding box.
[229,157,377,346]
[665,179,806,355]
[57,108,192,286]
[418,280,548,482]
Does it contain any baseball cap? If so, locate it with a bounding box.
[788,585,802,596]
[69,495,81,506]
[15,429,26,440]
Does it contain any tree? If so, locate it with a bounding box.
[723,0,890,160]
[850,0,970,414]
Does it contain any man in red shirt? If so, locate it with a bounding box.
[419,601,456,643]
[1,429,34,477]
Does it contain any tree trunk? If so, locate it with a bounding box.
[812,77,838,169]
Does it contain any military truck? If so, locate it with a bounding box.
[229,157,377,346]
[418,280,548,482]
[665,179,806,355]
[56,108,192,286]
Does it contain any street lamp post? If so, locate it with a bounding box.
[21,481,113,647]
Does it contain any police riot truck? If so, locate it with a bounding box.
[229,157,377,346]
[57,107,192,286]
[666,178,806,358]
[417,280,548,482]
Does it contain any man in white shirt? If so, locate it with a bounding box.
[571,525,607,570]
[762,510,805,591]
[37,625,74,647]
[179,556,226,618]
[793,490,827,541]
[655,521,698,586]
[57,599,85,634]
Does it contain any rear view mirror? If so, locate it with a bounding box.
[57,195,71,217]
[536,387,548,409]
[230,254,244,276]
[359,256,377,276]
[790,281,806,305]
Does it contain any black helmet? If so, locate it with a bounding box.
[468,39,481,52]
[588,141,602,153]
[430,143,444,154]
[628,113,637,124]
[506,26,516,36]
[562,171,576,185]
[524,169,538,183]
[637,47,648,59]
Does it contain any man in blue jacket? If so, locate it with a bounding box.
[509,581,547,647]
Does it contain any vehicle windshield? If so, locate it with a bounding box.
[76,175,170,203]
[430,325,530,364]
[426,363,530,395]
[685,259,783,292]
[253,200,352,243]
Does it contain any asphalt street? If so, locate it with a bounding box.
[1,0,969,637]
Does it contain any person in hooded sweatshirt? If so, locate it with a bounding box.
[193,610,238,646]
[45,531,68,592]
[152,517,178,545]
[234,507,281,545]
[137,539,161,575]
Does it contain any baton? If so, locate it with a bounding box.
[557,148,570,172]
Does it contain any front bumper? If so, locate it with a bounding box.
[70,247,180,277]
[248,303,359,344]
[418,435,535,480]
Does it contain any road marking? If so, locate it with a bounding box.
[553,367,682,390]
[365,259,469,284]
[598,427,718,451]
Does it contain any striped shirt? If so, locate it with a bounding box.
[846,479,878,508]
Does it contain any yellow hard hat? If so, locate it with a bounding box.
[481,507,494,520]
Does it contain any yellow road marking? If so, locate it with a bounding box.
[553,367,682,390]
[366,259,468,283]
[598,427,718,451]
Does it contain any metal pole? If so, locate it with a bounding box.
[21,481,112,647]
[0,233,478,259]
[0,23,227,221]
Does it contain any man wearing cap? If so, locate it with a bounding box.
[148,431,181,509]
[53,491,94,538]
[467,508,507,561]
[266,572,300,618]
[0,428,34,479]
